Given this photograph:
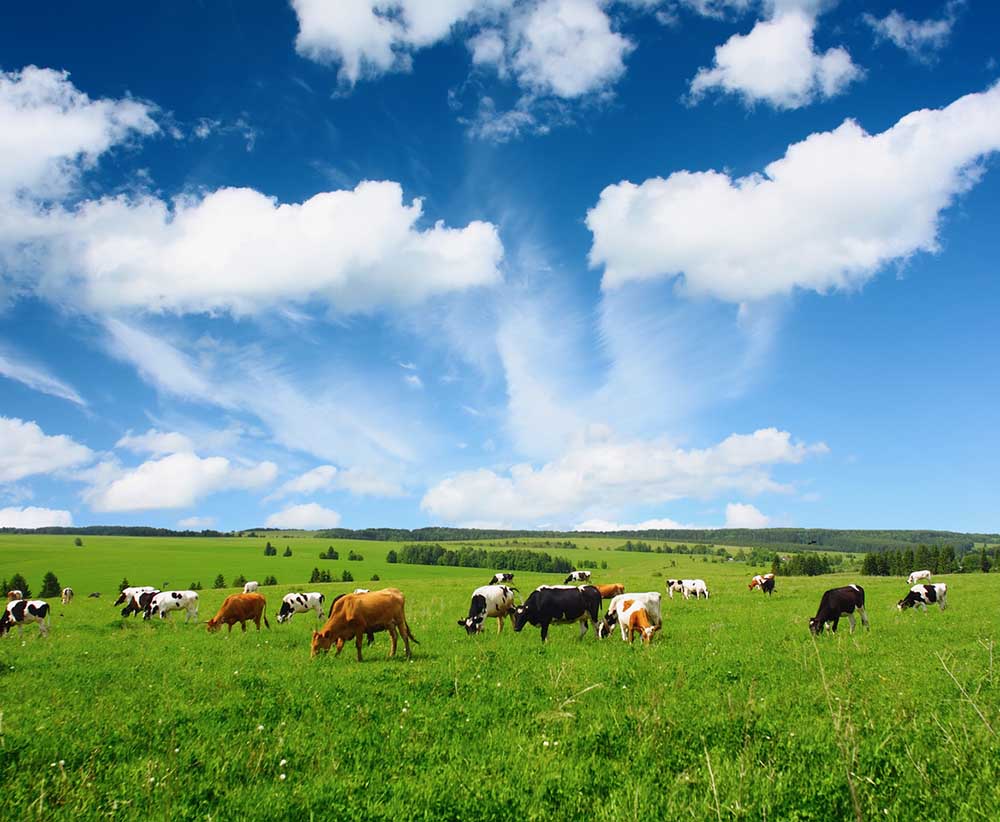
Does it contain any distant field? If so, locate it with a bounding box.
[1,535,999,819]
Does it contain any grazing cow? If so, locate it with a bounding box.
[666,579,709,600]
[6,590,23,601]
[513,585,601,642]
[276,592,325,623]
[144,590,199,622]
[243,581,259,594]
[598,592,662,641]
[113,586,156,607]
[311,588,418,661]
[619,600,661,645]
[749,573,775,591]
[809,585,869,635]
[760,576,776,596]
[61,587,74,605]
[0,600,50,637]
[121,589,159,617]
[458,585,518,635]
[907,570,932,585]
[595,583,625,599]
[898,583,948,612]
[88,592,100,599]
[489,573,515,585]
[207,593,269,632]
[564,570,592,584]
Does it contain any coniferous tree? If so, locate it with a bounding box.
[118,577,131,593]
[213,574,226,589]
[981,547,992,573]
[8,573,31,598]
[40,571,61,598]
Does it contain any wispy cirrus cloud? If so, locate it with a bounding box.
[0,347,86,406]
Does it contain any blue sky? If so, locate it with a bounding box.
[1,0,998,533]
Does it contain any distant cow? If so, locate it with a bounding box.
[666,579,709,600]
[114,586,156,607]
[595,583,625,599]
[311,588,417,661]
[458,585,518,635]
[760,576,776,596]
[598,592,662,641]
[513,585,601,642]
[0,600,50,637]
[207,593,270,632]
[88,592,100,598]
[907,570,932,585]
[352,588,371,595]
[121,589,159,617]
[749,573,775,591]
[898,583,948,612]
[276,592,325,623]
[243,581,259,594]
[564,571,592,584]
[489,573,514,585]
[61,587,74,605]
[809,585,869,635]
[144,590,199,622]
[6,590,23,601]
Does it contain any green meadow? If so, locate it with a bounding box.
[2,534,999,820]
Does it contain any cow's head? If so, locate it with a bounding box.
[457,615,484,635]
[512,605,531,632]
[206,617,222,632]
[311,629,335,657]
[897,596,916,611]
[808,617,823,635]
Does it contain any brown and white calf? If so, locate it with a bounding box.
[0,600,50,637]
[809,585,869,635]
[898,583,947,612]
[620,600,661,644]
[598,592,662,640]
[6,590,23,601]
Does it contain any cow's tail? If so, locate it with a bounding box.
[263,612,271,630]
[403,618,419,645]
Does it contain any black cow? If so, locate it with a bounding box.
[489,573,515,585]
[513,585,601,642]
[0,599,50,637]
[761,576,776,596]
[809,585,869,635]
[121,590,159,618]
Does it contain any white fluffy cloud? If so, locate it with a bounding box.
[0,348,85,406]
[574,516,701,530]
[116,429,195,456]
[264,502,342,529]
[864,2,964,62]
[0,506,74,528]
[422,426,826,525]
[689,7,861,109]
[83,452,277,512]
[268,464,406,500]
[587,83,1000,301]
[724,501,769,527]
[0,417,93,483]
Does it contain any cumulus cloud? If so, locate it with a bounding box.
[0,417,93,483]
[422,426,826,525]
[83,452,277,512]
[116,428,195,456]
[588,83,1000,301]
[724,501,770,527]
[0,505,73,528]
[0,348,85,406]
[264,502,342,529]
[864,1,964,63]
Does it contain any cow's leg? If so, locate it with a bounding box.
[240,619,248,632]
[846,612,856,633]
[254,615,261,630]
[355,632,364,662]
[227,622,233,633]
[401,621,412,660]
[38,620,48,637]
[920,601,928,613]
[577,619,588,639]
[387,623,398,658]
[540,621,550,642]
[830,616,840,633]
[859,606,870,630]
[496,616,503,634]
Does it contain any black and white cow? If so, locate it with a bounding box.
[144,590,199,622]
[513,585,601,642]
[276,592,325,623]
[0,599,50,637]
[564,571,592,584]
[121,589,160,617]
[809,585,869,635]
[458,585,518,635]
[666,579,709,599]
[489,573,515,585]
[760,576,776,596]
[898,583,948,612]
[113,586,157,607]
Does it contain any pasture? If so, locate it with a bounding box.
[2,534,1000,820]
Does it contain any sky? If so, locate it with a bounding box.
[0,0,998,533]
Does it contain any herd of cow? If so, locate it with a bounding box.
[0,566,951,654]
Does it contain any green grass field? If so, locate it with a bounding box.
[2,535,999,820]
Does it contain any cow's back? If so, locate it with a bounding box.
[333,588,405,628]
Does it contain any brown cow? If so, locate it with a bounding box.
[595,583,625,599]
[6,590,23,601]
[311,588,417,661]
[206,593,270,633]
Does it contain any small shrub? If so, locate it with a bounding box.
[348,550,363,561]
[341,570,354,583]
[370,573,380,581]
[310,567,321,583]
[386,550,398,564]
[74,537,83,547]
[263,575,277,586]
[189,581,203,591]
[283,546,292,557]
[40,571,61,598]
[213,574,226,589]
[232,574,247,588]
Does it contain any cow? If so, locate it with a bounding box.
[809,585,869,635]
[619,599,661,645]
[666,579,709,600]
[458,585,518,635]
[594,583,625,599]
[61,587,74,605]
[311,588,418,661]
[88,592,101,598]
[121,589,159,617]
[597,592,662,640]
[513,585,601,642]
[760,576,776,596]
[907,570,932,585]
[6,590,23,601]
[898,583,948,612]
[749,573,775,591]
[489,573,514,585]
[243,581,259,594]
[276,592,325,623]
[564,571,592,584]
[352,588,371,594]
[207,593,270,632]
[144,590,199,622]
[0,600,50,637]
[113,586,156,607]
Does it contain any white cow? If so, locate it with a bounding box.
[666,579,709,600]
[0,600,50,637]
[113,586,157,607]
[144,591,199,622]
[907,570,932,585]
[243,581,259,594]
[352,588,371,594]
[61,587,74,605]
[458,585,519,634]
[276,592,325,623]
[898,583,948,612]
[598,592,662,640]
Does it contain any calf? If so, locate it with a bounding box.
[0,600,50,637]
[61,587,74,605]
[898,583,948,612]
[458,585,518,635]
[809,585,869,635]
[311,588,417,661]
[113,586,156,607]
[243,581,259,594]
[598,592,662,640]
[121,589,159,617]
[564,571,592,584]
[6,590,23,601]
[276,592,325,623]
[207,593,269,632]
[907,570,932,585]
[144,590,199,622]
[619,600,660,645]
[513,585,601,642]
[489,573,514,585]
[595,583,625,599]
[666,579,709,600]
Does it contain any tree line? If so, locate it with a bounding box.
[862,545,993,576]
[387,544,575,574]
